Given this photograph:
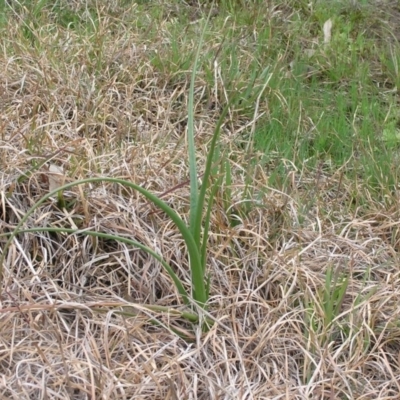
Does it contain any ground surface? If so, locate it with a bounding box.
[1,1,400,399]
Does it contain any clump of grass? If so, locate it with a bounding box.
[221,0,400,194]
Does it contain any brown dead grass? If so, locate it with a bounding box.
[1,1,400,399]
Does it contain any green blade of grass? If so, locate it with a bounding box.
[195,100,234,258]
[201,163,225,273]
[188,3,216,245]
[187,22,205,241]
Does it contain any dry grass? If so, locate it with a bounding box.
[1,1,400,399]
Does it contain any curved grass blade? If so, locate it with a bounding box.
[3,226,190,305]
[0,177,207,307]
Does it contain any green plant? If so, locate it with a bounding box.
[304,265,349,346]
[302,265,350,383]
[0,6,229,332]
